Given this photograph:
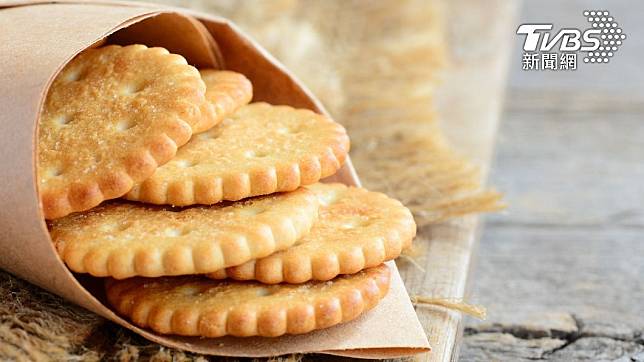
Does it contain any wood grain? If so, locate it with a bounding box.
[462,1,644,360]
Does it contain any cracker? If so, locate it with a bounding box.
[39,44,209,219]
[125,103,350,206]
[49,188,318,279]
[207,183,415,284]
[105,264,390,337]
[192,70,253,133]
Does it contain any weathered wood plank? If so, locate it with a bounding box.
[462,1,644,360]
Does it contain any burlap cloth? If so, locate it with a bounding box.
[0,1,502,360]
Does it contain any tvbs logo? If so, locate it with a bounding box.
[517,24,600,52]
[517,10,626,70]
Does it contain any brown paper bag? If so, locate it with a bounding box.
[0,1,430,358]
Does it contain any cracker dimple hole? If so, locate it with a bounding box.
[65,69,83,82]
[340,216,372,230]
[179,286,202,296]
[165,228,191,237]
[277,126,304,135]
[177,160,196,168]
[340,222,357,230]
[116,120,136,131]
[46,167,63,178]
[100,222,130,233]
[54,114,71,126]
[165,228,181,237]
[118,222,132,231]
[318,191,340,207]
[122,83,145,95]
[244,150,269,159]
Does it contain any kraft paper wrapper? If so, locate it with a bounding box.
[0,1,430,358]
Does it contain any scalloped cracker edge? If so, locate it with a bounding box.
[105,264,390,338]
[207,183,416,284]
[126,103,350,206]
[49,188,319,279]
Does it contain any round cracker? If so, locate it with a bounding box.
[207,183,416,284]
[105,264,390,338]
[125,102,350,206]
[49,188,319,279]
[192,70,253,133]
[38,44,209,219]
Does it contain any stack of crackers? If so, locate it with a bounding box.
[39,44,416,338]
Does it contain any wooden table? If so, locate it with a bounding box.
[460,1,644,360]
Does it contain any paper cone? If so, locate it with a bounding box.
[0,1,429,358]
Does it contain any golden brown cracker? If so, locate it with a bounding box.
[105,264,390,337]
[207,183,415,283]
[49,188,318,279]
[192,70,253,133]
[38,44,208,219]
[126,103,350,206]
